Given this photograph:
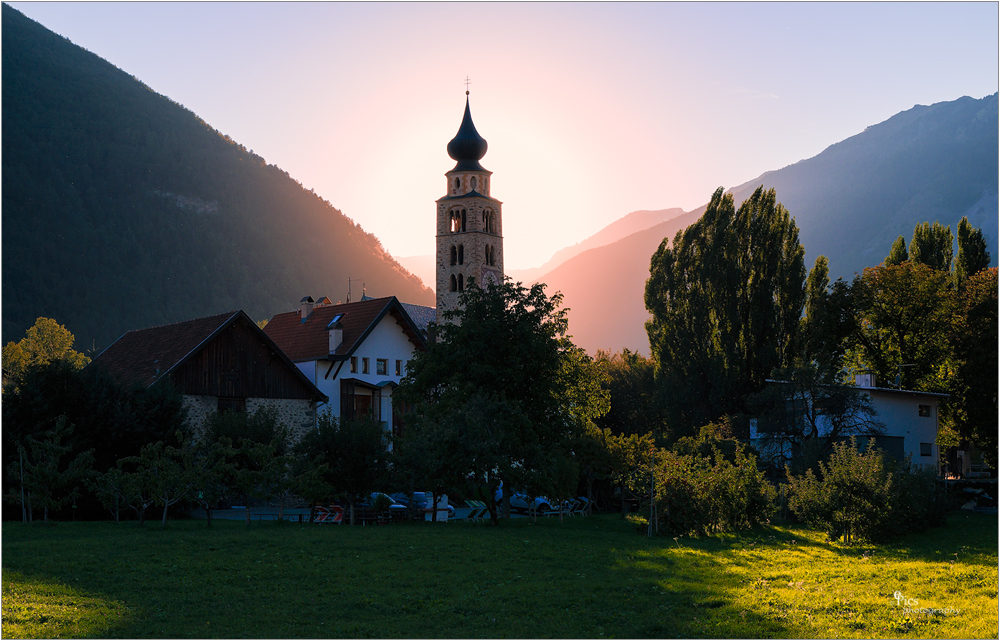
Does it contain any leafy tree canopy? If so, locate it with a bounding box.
[885,235,909,267]
[398,279,608,522]
[2,317,89,391]
[844,261,955,392]
[909,221,954,272]
[644,186,806,432]
[956,216,991,286]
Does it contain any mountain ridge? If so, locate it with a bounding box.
[2,4,433,350]
[537,93,998,355]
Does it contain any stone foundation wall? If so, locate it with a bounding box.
[182,395,317,444]
[247,397,317,444]
[182,395,217,439]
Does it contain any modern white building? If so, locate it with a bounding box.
[263,296,430,437]
[750,374,947,474]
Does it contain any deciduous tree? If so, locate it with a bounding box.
[844,262,954,392]
[645,186,806,431]
[398,279,607,524]
[295,412,390,525]
[909,221,954,272]
[955,216,991,287]
[885,236,909,266]
[2,317,89,392]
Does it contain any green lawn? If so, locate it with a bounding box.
[2,512,996,638]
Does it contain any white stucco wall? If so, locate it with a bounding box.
[867,390,941,472]
[296,312,420,433]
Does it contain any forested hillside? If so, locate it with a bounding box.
[2,4,433,350]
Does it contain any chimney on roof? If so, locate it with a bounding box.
[327,315,344,353]
[300,296,315,321]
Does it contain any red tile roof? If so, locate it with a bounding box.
[263,296,426,362]
[92,311,241,387]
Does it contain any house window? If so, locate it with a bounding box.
[918,404,931,417]
[376,359,387,376]
[350,357,358,373]
[395,360,402,376]
[920,442,933,457]
[362,358,370,374]
[218,397,245,413]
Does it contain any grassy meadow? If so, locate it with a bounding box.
[2,512,997,638]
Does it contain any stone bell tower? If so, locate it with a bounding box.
[435,92,504,326]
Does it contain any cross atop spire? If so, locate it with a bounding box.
[464,76,471,96]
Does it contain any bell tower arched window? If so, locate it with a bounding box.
[450,208,467,233]
[471,176,477,190]
[450,274,457,292]
[483,209,495,234]
[450,245,457,266]
[458,244,464,265]
[458,274,465,291]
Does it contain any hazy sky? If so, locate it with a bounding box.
[10,2,999,270]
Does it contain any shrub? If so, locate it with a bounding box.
[652,445,776,536]
[786,438,946,544]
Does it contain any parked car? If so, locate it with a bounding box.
[390,491,455,518]
[494,484,553,514]
[362,492,409,517]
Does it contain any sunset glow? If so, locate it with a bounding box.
[11,2,998,270]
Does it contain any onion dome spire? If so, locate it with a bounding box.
[447,94,488,172]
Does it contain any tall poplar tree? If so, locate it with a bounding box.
[909,221,954,272]
[955,216,991,287]
[644,186,806,432]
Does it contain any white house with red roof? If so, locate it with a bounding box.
[263,296,429,436]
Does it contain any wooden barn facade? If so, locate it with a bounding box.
[92,310,327,441]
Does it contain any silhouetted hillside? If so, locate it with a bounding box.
[541,93,998,355]
[508,208,686,284]
[2,4,433,350]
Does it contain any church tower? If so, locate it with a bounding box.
[436,93,504,326]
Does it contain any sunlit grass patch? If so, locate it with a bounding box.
[1,570,130,639]
[1,512,996,638]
